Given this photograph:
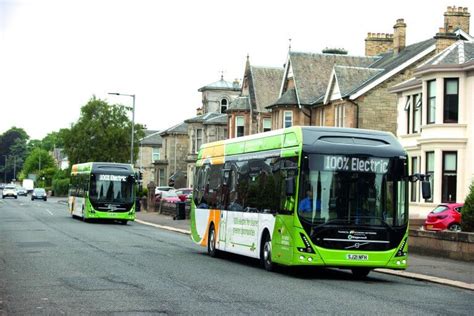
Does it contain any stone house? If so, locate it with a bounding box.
[137,130,163,187]
[227,56,283,138]
[156,122,188,189]
[183,76,240,187]
[268,13,445,135]
[390,6,473,219]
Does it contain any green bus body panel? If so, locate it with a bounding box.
[193,127,409,270]
[83,198,135,221]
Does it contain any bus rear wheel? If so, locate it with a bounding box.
[351,268,371,278]
[207,224,218,257]
[261,233,274,272]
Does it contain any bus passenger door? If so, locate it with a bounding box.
[218,211,227,251]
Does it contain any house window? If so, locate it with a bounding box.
[236,116,245,137]
[404,96,411,134]
[152,148,160,161]
[335,105,345,127]
[158,168,165,186]
[263,118,271,132]
[412,94,422,133]
[444,78,458,123]
[410,156,418,202]
[283,111,293,128]
[442,152,457,203]
[195,129,203,153]
[319,108,325,126]
[425,152,434,202]
[221,98,228,114]
[427,80,436,124]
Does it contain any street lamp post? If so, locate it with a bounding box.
[108,92,136,165]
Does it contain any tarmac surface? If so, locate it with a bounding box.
[135,210,474,291]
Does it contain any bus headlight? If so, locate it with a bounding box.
[395,238,407,257]
[298,233,315,253]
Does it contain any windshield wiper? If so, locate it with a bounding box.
[349,216,393,230]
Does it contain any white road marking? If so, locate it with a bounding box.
[45,209,54,216]
[135,219,190,235]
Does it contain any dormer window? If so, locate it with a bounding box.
[221,98,228,113]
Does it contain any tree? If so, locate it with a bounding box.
[63,96,144,165]
[41,130,67,152]
[0,127,29,182]
[461,182,474,232]
[20,148,57,186]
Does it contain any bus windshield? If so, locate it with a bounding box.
[89,173,134,204]
[298,154,408,228]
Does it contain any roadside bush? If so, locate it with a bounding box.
[52,178,70,197]
[138,187,148,198]
[461,182,474,232]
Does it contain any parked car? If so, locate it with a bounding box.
[155,190,180,204]
[423,203,463,232]
[2,184,18,199]
[175,188,192,202]
[16,186,28,196]
[154,186,174,195]
[31,188,47,201]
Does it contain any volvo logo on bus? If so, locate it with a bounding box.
[107,204,118,212]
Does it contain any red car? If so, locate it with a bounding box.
[423,203,463,232]
[155,190,180,204]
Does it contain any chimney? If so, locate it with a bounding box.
[393,19,406,55]
[444,6,470,34]
[434,26,458,54]
[365,33,393,56]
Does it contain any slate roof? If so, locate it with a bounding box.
[198,77,240,92]
[333,66,383,97]
[203,113,227,125]
[184,112,228,125]
[287,52,378,105]
[140,130,162,146]
[422,40,474,66]
[251,66,284,112]
[159,122,188,136]
[228,96,251,111]
[270,88,298,107]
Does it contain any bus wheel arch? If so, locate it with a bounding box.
[260,229,274,271]
[207,222,218,257]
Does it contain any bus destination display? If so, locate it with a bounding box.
[323,155,389,174]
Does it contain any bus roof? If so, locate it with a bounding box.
[197,126,405,162]
[71,162,134,175]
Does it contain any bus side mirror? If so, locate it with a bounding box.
[422,181,431,200]
[285,177,295,196]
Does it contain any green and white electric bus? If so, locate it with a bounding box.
[190,126,430,277]
[68,162,137,224]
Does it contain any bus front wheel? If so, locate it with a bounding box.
[261,233,274,272]
[207,224,218,257]
[351,268,371,278]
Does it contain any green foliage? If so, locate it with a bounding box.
[0,127,29,182]
[52,178,70,196]
[138,186,148,198]
[41,129,67,152]
[461,182,474,232]
[62,96,144,165]
[20,148,57,187]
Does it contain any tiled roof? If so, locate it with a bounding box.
[251,66,284,113]
[289,52,378,105]
[185,112,224,124]
[203,113,227,125]
[140,130,162,145]
[333,66,383,97]
[159,122,188,136]
[198,77,240,92]
[422,40,474,66]
[228,96,251,111]
[268,88,297,107]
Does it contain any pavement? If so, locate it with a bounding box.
[135,210,474,291]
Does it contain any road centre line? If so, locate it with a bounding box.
[45,209,54,216]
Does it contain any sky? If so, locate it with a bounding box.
[0,0,472,140]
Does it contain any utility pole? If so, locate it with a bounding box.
[13,156,16,181]
[3,155,7,183]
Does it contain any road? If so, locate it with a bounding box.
[1,197,473,315]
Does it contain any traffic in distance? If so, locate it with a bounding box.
[190,126,431,277]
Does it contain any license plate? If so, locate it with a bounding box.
[347,254,368,261]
